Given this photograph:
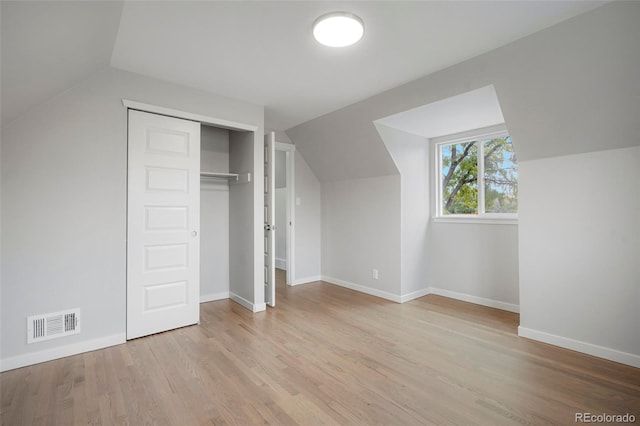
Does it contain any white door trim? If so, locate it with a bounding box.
[122,99,258,132]
[264,133,276,307]
[275,142,295,286]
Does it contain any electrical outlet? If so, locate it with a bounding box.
[372,269,379,280]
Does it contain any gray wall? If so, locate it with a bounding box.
[377,123,519,307]
[229,130,262,308]
[293,151,321,283]
[1,1,124,124]
[519,146,640,364]
[274,150,286,189]
[428,223,519,309]
[321,175,401,298]
[1,66,263,369]
[275,188,287,266]
[274,150,288,267]
[288,2,640,365]
[377,125,430,298]
[287,109,397,182]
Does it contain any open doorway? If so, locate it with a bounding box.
[274,142,295,286]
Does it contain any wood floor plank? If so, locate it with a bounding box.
[2,270,639,425]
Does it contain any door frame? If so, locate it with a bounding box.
[122,99,267,313]
[275,142,296,286]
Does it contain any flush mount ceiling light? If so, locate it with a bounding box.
[313,12,364,47]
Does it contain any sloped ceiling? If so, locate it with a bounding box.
[288,1,640,181]
[110,0,606,132]
[2,0,605,131]
[1,1,124,124]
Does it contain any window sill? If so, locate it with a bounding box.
[432,215,518,225]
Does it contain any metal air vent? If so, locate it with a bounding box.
[27,308,80,344]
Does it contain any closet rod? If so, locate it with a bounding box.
[199,172,251,184]
[200,172,239,181]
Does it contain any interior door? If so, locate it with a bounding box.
[127,109,200,339]
[264,132,276,307]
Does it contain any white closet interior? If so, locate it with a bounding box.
[200,124,252,303]
[200,125,231,302]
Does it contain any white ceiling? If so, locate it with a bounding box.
[375,85,504,139]
[2,1,606,130]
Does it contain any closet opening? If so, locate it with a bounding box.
[200,125,232,303]
[200,124,261,309]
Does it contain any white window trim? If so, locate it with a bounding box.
[432,124,518,225]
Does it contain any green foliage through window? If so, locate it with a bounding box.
[441,142,478,214]
[483,137,518,213]
[440,134,517,216]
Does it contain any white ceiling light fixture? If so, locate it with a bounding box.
[313,12,364,47]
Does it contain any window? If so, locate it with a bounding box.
[435,127,518,222]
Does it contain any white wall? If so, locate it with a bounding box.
[321,175,402,299]
[0,66,263,370]
[293,151,321,284]
[518,147,640,366]
[200,126,230,302]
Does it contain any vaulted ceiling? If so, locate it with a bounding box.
[1,1,606,130]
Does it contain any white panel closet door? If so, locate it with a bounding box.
[127,109,200,339]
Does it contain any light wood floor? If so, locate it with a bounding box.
[2,271,639,425]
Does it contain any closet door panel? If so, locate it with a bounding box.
[145,206,189,231]
[127,109,200,340]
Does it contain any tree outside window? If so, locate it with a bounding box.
[439,134,517,217]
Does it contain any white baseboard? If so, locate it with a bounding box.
[518,327,640,368]
[0,333,126,372]
[275,258,287,270]
[317,277,519,313]
[428,287,520,313]
[200,292,230,303]
[400,288,431,303]
[230,292,266,313]
[292,275,322,286]
[322,276,402,303]
[253,302,267,312]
